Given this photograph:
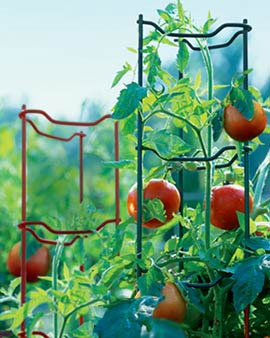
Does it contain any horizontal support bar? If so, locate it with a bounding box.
[26,118,86,141]
[197,153,238,170]
[180,30,244,51]
[18,219,119,235]
[139,20,252,38]
[141,145,237,162]
[19,106,112,127]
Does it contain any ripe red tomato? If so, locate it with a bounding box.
[7,242,50,283]
[210,185,253,230]
[127,179,181,228]
[224,101,267,141]
[153,282,187,322]
[135,282,186,323]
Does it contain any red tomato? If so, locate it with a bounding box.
[127,179,181,229]
[210,185,253,230]
[7,242,50,283]
[153,282,187,322]
[135,282,187,323]
[224,101,267,141]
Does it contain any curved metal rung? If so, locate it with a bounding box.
[197,153,238,170]
[18,219,118,235]
[19,105,112,127]
[25,118,86,142]
[139,20,252,38]
[24,227,86,246]
[141,145,236,162]
[180,30,244,51]
[184,275,224,289]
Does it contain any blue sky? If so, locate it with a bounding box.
[0,0,269,118]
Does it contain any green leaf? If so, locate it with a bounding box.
[203,17,217,33]
[177,0,185,23]
[103,160,135,170]
[252,151,270,213]
[231,257,265,312]
[145,50,161,85]
[143,198,166,223]
[194,70,201,90]
[0,309,17,321]
[8,278,21,296]
[212,109,224,142]
[63,263,70,281]
[127,47,137,54]
[176,281,205,313]
[138,267,164,296]
[157,9,173,24]
[237,211,256,234]
[143,129,191,158]
[142,319,186,338]
[229,87,254,120]
[112,82,147,120]
[95,298,159,338]
[111,62,132,88]
[248,85,262,101]
[120,111,137,135]
[246,238,270,251]
[177,41,189,73]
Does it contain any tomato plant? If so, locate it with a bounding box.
[210,184,253,230]
[127,179,181,228]
[1,1,270,338]
[7,242,50,283]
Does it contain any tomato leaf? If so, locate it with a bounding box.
[143,129,191,158]
[112,82,147,120]
[177,41,189,73]
[157,9,173,24]
[138,267,164,296]
[144,49,161,85]
[230,256,265,312]
[111,62,132,88]
[95,298,159,338]
[212,108,224,142]
[251,150,270,217]
[245,238,270,251]
[203,16,217,33]
[143,198,166,223]
[176,281,205,313]
[229,87,254,120]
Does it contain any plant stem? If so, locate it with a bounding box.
[58,299,101,338]
[53,240,65,338]
[156,255,203,267]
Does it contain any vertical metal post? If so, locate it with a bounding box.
[243,18,250,338]
[136,14,144,279]
[177,71,184,238]
[79,133,84,204]
[20,104,27,338]
[79,132,84,326]
[114,122,120,225]
[177,71,184,271]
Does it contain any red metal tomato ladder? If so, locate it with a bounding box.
[17,105,120,338]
